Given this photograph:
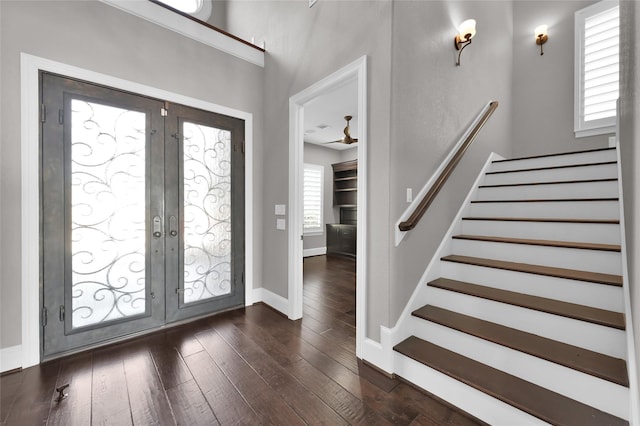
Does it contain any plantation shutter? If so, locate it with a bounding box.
[575,1,619,136]
[303,164,323,233]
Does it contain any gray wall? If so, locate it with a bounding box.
[619,0,640,397]
[303,143,341,252]
[0,0,264,349]
[512,1,608,157]
[224,0,394,339]
[388,1,514,328]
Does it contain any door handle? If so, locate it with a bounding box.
[153,216,162,238]
[169,216,178,238]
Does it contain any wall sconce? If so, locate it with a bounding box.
[454,19,477,66]
[535,24,548,55]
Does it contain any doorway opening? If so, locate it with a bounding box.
[288,56,367,357]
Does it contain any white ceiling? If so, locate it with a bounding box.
[303,79,358,151]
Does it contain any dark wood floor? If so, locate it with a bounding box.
[0,255,481,425]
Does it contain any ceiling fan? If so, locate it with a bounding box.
[322,115,358,145]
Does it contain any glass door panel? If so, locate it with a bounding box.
[183,122,232,304]
[70,100,148,328]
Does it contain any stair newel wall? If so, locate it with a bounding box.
[387,153,503,351]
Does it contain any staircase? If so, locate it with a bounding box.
[393,147,633,425]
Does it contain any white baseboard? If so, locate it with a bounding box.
[303,247,326,257]
[0,345,23,373]
[360,326,394,374]
[250,287,289,317]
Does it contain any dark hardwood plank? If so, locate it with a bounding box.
[429,277,625,329]
[123,348,175,425]
[165,379,219,426]
[0,370,25,423]
[196,328,306,425]
[491,147,615,163]
[2,360,59,425]
[478,177,617,188]
[47,352,92,426]
[147,335,194,390]
[413,305,629,386]
[214,322,349,425]
[485,160,617,175]
[394,337,628,426]
[441,254,623,287]
[183,350,263,425]
[452,234,621,252]
[462,217,620,224]
[471,197,618,203]
[91,350,132,426]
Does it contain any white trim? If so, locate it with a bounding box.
[0,345,23,373]
[395,102,496,246]
[98,0,264,67]
[20,53,255,367]
[288,56,368,358]
[575,125,616,139]
[303,247,326,258]
[250,288,289,317]
[361,327,394,374]
[614,110,640,423]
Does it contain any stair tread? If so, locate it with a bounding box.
[492,147,615,164]
[452,234,621,252]
[442,254,623,287]
[412,305,629,386]
[479,177,617,188]
[462,217,620,224]
[471,197,618,203]
[486,161,616,175]
[393,336,628,426]
[428,277,625,329]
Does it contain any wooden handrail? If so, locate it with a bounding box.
[398,101,499,232]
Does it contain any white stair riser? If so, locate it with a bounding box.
[490,150,617,172]
[427,287,627,358]
[440,261,624,312]
[408,319,629,419]
[482,164,618,186]
[461,220,621,245]
[450,239,622,275]
[468,200,619,220]
[393,353,549,426]
[477,180,618,201]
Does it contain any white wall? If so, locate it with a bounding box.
[0,0,264,350]
[512,0,608,157]
[303,143,342,252]
[388,1,514,326]
[224,0,394,339]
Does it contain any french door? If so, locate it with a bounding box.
[40,73,245,359]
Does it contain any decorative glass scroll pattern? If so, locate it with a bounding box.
[183,122,232,304]
[70,100,147,328]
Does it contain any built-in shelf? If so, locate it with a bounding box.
[332,159,357,207]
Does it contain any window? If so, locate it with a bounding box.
[303,164,323,234]
[155,0,212,21]
[575,0,619,138]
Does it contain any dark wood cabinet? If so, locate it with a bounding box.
[332,159,357,207]
[326,224,356,257]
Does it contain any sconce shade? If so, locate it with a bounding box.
[535,24,548,55]
[535,24,548,39]
[458,19,477,41]
[454,19,476,66]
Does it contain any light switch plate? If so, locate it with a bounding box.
[275,204,286,215]
[276,218,286,230]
